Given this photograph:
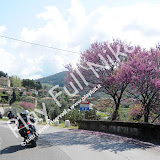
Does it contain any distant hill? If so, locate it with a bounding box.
[37,71,108,99]
[37,71,67,87]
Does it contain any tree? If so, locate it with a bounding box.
[19,101,35,110]
[126,50,160,122]
[22,79,42,90]
[22,79,35,89]
[10,76,22,87]
[0,71,6,77]
[129,104,144,122]
[65,39,138,120]
[10,90,17,105]
[35,81,42,90]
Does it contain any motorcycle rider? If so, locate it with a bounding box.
[7,111,14,119]
[18,110,37,138]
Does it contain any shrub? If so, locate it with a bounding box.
[21,96,33,103]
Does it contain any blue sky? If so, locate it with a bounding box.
[0,0,160,79]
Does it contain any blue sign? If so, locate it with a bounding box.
[80,107,89,111]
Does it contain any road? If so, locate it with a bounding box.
[0,120,160,160]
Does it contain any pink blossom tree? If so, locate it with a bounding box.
[129,104,144,121]
[65,39,139,120]
[126,50,160,122]
[20,101,35,110]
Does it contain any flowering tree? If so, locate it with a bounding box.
[20,101,35,110]
[129,104,144,121]
[65,39,160,122]
[126,50,160,122]
[94,98,114,112]
[65,39,139,120]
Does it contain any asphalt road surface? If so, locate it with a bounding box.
[0,120,160,160]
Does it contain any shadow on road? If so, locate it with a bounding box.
[0,144,31,155]
[39,129,157,153]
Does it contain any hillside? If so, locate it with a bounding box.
[37,71,67,87]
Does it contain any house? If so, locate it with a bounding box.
[88,97,97,101]
[30,89,38,95]
[38,89,48,94]
[0,87,12,104]
[0,77,10,88]
[31,97,37,107]
[0,87,13,95]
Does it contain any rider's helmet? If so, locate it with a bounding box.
[23,110,29,116]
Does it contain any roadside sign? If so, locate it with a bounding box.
[80,98,90,110]
[80,107,89,111]
[80,98,90,119]
[80,98,90,104]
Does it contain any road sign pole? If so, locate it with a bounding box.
[83,110,85,120]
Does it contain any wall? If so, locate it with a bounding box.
[77,120,160,143]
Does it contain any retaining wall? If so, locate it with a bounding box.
[77,120,160,143]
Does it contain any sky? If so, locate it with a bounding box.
[0,0,160,79]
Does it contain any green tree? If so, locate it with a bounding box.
[34,81,42,90]
[22,79,35,89]
[10,90,17,105]
[0,71,6,77]
[10,76,22,87]
[22,79,42,90]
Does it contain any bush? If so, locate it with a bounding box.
[63,109,101,126]
[64,109,83,126]
[85,109,101,120]
[32,93,37,97]
[21,96,33,103]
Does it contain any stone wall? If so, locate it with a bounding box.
[77,120,160,143]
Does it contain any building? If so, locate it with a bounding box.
[30,89,38,95]
[0,77,10,88]
[38,89,48,94]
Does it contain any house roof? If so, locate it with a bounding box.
[41,97,53,100]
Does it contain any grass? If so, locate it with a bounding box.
[53,122,78,129]
[0,118,9,121]
[96,112,108,117]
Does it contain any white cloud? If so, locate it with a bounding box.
[0,26,6,35]
[1,0,160,79]
[0,26,7,46]
[89,2,160,48]
[0,48,16,73]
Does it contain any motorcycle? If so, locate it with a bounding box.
[8,112,16,123]
[19,122,38,147]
